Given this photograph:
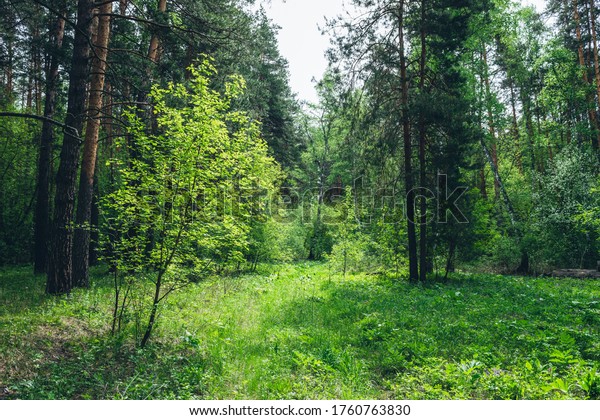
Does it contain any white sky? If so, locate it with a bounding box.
[260,0,548,104]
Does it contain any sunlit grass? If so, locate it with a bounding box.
[1,263,599,399]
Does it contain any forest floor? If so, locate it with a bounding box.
[1,263,600,400]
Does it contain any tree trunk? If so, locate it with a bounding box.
[574,0,600,148]
[418,0,428,283]
[147,0,167,65]
[89,176,100,266]
[73,1,112,288]
[141,270,164,348]
[590,0,600,149]
[399,0,418,283]
[444,237,456,282]
[5,37,13,101]
[482,47,500,199]
[46,0,94,295]
[34,13,65,274]
[31,22,43,114]
[34,41,42,115]
[135,0,167,119]
[479,138,517,228]
[509,81,523,172]
[26,63,33,111]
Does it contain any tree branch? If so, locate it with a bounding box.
[0,112,80,138]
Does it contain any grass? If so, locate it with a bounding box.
[1,262,600,399]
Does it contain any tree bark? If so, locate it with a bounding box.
[73,1,112,288]
[135,0,167,117]
[46,0,94,295]
[590,0,600,149]
[31,20,43,114]
[399,1,418,283]
[89,171,100,266]
[482,47,500,199]
[418,0,428,283]
[444,237,456,282]
[140,271,163,348]
[147,0,167,65]
[34,13,65,274]
[574,0,600,148]
[509,81,524,172]
[5,37,13,101]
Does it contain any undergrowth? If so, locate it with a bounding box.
[1,263,599,399]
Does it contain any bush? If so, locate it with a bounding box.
[488,235,522,273]
[530,145,599,269]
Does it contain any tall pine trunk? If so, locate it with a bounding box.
[590,0,600,149]
[46,0,94,294]
[73,1,112,288]
[418,0,428,283]
[34,13,65,274]
[482,47,500,199]
[399,0,418,283]
[136,0,167,119]
[574,0,600,148]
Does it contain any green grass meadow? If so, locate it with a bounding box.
[1,263,600,400]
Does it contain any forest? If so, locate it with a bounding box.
[0,0,599,401]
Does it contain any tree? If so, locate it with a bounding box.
[572,0,600,149]
[223,10,301,171]
[46,0,94,294]
[33,4,66,274]
[72,0,113,287]
[103,60,280,347]
[531,144,599,269]
[399,0,419,283]
[329,0,489,282]
[298,72,349,260]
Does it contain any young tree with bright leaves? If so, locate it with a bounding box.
[103,60,280,347]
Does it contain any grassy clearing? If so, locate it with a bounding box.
[1,263,600,400]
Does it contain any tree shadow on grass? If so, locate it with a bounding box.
[1,326,214,400]
[262,271,600,386]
